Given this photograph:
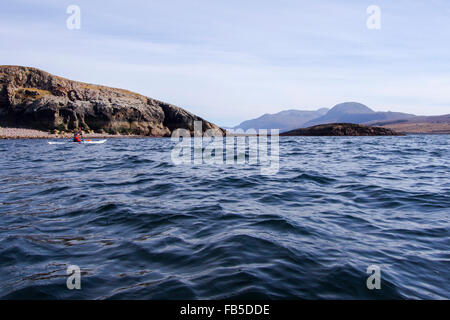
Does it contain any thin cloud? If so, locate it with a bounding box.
[0,0,449,126]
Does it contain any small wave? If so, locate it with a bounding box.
[0,135,449,299]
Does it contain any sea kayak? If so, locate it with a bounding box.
[48,139,107,145]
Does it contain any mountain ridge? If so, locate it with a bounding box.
[233,102,421,131]
[234,108,329,132]
[302,102,416,127]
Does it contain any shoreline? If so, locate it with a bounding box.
[1,127,449,140]
[0,127,155,139]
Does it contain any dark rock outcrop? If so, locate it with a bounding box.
[280,123,402,136]
[0,65,222,136]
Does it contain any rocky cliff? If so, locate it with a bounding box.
[280,123,402,136]
[0,65,222,136]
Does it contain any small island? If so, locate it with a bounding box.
[280,123,402,136]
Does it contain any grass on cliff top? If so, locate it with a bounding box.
[2,65,158,103]
[15,87,52,100]
[79,83,145,99]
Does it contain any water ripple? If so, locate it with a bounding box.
[0,136,449,299]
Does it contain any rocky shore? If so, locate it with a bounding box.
[1,122,403,139]
[0,127,141,139]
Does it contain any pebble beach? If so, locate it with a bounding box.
[0,127,142,139]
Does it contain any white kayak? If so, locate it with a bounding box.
[48,139,107,145]
[82,139,107,144]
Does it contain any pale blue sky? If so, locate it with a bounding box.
[1,0,449,126]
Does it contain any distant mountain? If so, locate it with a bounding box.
[302,102,416,127]
[233,108,329,132]
[233,102,418,132]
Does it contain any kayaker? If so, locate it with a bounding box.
[73,129,83,143]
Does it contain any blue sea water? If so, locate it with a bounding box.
[0,135,448,299]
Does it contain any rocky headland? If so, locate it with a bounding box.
[0,65,222,137]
